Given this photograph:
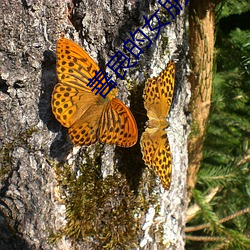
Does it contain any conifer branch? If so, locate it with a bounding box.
[186,187,219,222]
[185,235,227,242]
[236,149,250,168]
[186,206,250,232]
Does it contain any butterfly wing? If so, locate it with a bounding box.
[52,83,98,128]
[68,97,138,147]
[67,101,105,145]
[56,38,100,92]
[52,38,138,147]
[98,98,138,147]
[143,60,175,120]
[52,38,102,128]
[140,60,175,189]
[140,128,172,190]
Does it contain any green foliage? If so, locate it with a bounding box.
[187,1,250,249]
[218,0,250,17]
[197,165,239,188]
[192,189,224,233]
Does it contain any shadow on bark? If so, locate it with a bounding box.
[39,50,73,161]
[116,81,147,191]
[0,209,33,250]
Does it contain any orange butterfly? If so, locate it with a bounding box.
[51,38,138,147]
[140,61,175,189]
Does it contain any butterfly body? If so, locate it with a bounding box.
[140,61,175,190]
[147,117,169,130]
[52,38,138,147]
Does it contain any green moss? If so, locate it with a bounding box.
[25,126,38,138]
[126,78,139,91]
[51,151,156,248]
[189,120,202,139]
[0,126,38,178]
[161,36,170,56]
[0,144,13,178]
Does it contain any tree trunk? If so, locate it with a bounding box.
[0,1,189,249]
[187,0,220,203]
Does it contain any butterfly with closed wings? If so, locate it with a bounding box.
[140,60,175,190]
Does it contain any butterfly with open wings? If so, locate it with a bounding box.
[51,38,138,147]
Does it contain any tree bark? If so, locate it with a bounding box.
[0,0,189,249]
[187,0,220,203]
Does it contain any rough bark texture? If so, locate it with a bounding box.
[187,0,220,203]
[0,0,189,249]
